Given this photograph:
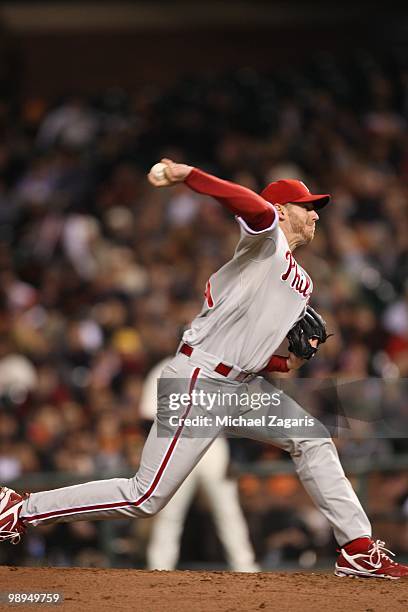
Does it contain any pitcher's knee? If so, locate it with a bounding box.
[132,492,168,518]
[290,426,333,457]
[127,477,168,518]
[296,434,338,461]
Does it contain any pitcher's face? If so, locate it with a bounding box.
[286,202,319,245]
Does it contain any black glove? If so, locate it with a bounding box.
[286,305,331,360]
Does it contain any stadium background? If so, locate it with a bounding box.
[0,0,408,571]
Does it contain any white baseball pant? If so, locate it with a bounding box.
[21,352,372,547]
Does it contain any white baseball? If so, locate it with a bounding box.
[150,162,168,181]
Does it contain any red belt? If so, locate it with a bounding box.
[180,343,241,378]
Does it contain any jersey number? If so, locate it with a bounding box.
[205,280,214,308]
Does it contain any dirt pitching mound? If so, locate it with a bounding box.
[0,566,407,611]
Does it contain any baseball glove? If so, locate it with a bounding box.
[286,305,331,360]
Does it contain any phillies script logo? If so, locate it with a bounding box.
[281,250,312,298]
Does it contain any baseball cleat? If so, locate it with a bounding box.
[335,537,408,579]
[0,487,28,544]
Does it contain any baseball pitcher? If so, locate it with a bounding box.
[1,160,407,579]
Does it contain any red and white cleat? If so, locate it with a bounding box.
[335,537,408,579]
[0,487,27,545]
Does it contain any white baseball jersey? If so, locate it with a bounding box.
[182,216,313,372]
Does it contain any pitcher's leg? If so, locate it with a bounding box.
[21,417,215,527]
[288,436,371,545]
[227,377,371,546]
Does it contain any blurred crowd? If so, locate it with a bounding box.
[1,49,408,568]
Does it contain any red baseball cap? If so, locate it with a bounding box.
[260,179,331,210]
